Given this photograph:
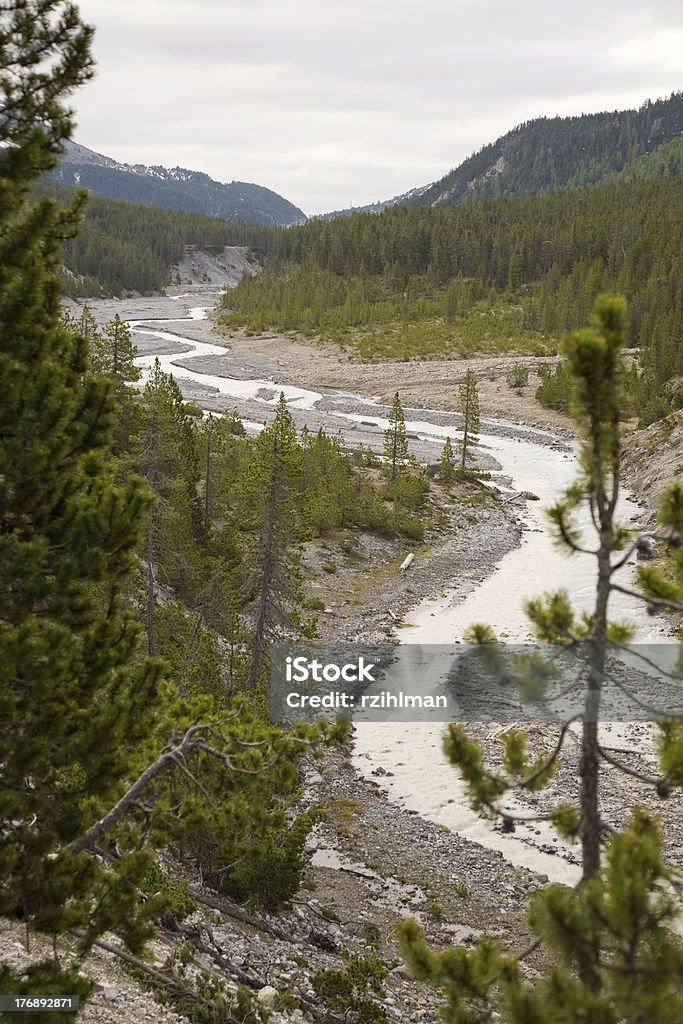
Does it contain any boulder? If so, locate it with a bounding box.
[257,986,278,1008]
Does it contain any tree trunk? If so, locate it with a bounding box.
[204,419,212,528]
[461,389,469,469]
[146,517,156,657]
[246,468,278,692]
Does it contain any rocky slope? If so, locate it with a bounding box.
[621,412,683,525]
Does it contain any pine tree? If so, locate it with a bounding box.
[61,303,100,349]
[243,394,306,691]
[398,295,683,1021]
[302,426,355,533]
[458,369,480,470]
[400,812,683,1022]
[91,312,141,386]
[439,436,456,483]
[384,391,409,480]
[129,359,205,651]
[0,15,344,1010]
[0,0,164,1003]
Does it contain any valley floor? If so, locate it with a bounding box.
[41,287,680,1022]
[214,323,572,435]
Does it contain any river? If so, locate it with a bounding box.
[122,290,671,885]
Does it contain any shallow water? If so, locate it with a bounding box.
[130,305,324,409]
[352,430,670,883]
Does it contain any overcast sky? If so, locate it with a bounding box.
[72,0,683,216]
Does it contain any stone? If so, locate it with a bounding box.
[97,985,122,1001]
[257,986,278,1007]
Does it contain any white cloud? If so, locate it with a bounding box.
[72,0,683,214]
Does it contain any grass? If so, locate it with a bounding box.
[328,797,365,840]
[350,310,554,363]
[222,298,559,364]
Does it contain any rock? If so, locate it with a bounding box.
[257,986,278,1007]
[636,534,658,560]
[96,984,122,1001]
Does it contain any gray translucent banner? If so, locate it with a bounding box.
[269,643,683,723]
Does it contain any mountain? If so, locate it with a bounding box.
[318,183,434,220]
[54,141,307,227]
[35,180,281,296]
[408,91,683,208]
[323,91,683,218]
[608,134,683,183]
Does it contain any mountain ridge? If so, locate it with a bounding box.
[323,90,683,218]
[55,140,307,228]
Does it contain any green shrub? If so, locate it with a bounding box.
[140,862,197,924]
[387,473,429,511]
[312,954,388,1024]
[506,363,530,389]
[535,361,573,412]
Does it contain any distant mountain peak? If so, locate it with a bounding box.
[56,141,306,227]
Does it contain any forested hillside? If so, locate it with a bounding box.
[321,92,683,220]
[38,183,280,295]
[610,134,683,183]
[405,91,683,208]
[55,140,307,227]
[221,175,683,421]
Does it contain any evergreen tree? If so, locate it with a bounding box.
[0,0,164,1003]
[61,302,100,349]
[401,812,683,1023]
[458,370,480,470]
[0,14,345,1013]
[243,394,306,691]
[398,295,683,1021]
[301,426,357,533]
[129,359,205,651]
[384,391,409,480]
[439,435,456,482]
[91,312,141,385]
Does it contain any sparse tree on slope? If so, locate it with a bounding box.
[91,312,141,386]
[459,369,480,469]
[243,394,305,691]
[384,390,409,480]
[439,435,456,483]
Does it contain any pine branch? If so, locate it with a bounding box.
[596,743,663,787]
[66,718,239,855]
[610,582,683,613]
